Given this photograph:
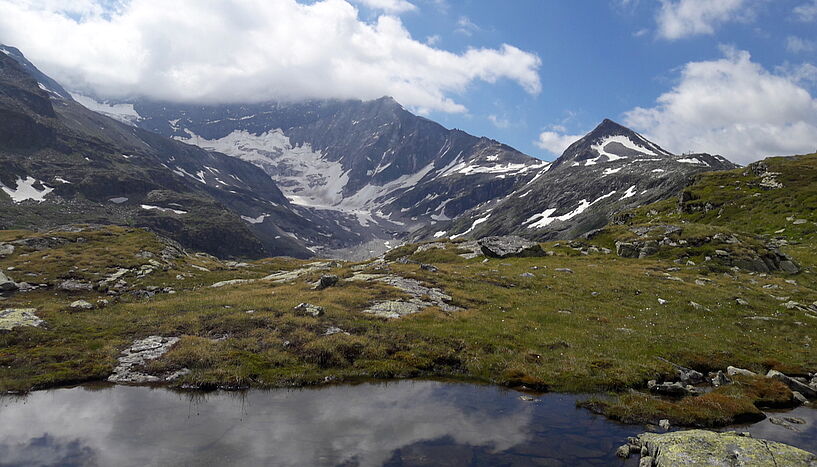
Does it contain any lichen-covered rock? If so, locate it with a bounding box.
[0,308,43,330]
[294,303,325,317]
[477,236,545,258]
[69,300,94,310]
[636,430,817,466]
[58,279,94,292]
[108,336,180,384]
[362,300,424,319]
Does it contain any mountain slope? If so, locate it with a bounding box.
[414,119,738,241]
[116,97,548,242]
[0,45,328,258]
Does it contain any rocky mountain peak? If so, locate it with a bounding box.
[553,118,674,169]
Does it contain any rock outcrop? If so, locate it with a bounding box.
[0,271,19,292]
[630,430,817,466]
[477,236,545,258]
[108,336,180,384]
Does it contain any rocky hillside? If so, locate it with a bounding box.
[87,95,548,246]
[414,119,738,242]
[0,45,361,259]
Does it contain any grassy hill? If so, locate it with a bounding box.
[1,153,816,427]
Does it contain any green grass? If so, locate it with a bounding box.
[1,153,817,427]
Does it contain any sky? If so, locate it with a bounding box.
[0,0,815,165]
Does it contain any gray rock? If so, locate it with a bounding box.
[658,419,671,430]
[616,444,631,459]
[648,380,697,397]
[362,300,424,319]
[636,430,817,466]
[736,298,749,306]
[555,268,574,274]
[615,241,640,258]
[0,243,14,257]
[793,391,808,405]
[294,303,325,317]
[58,279,94,292]
[727,366,757,378]
[477,236,545,258]
[420,263,438,272]
[520,272,535,278]
[108,336,180,384]
[0,308,43,330]
[767,370,817,398]
[69,300,93,310]
[0,271,18,292]
[312,274,339,290]
[710,370,730,387]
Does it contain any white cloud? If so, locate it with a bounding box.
[624,47,817,164]
[0,0,541,114]
[455,16,480,36]
[794,0,817,21]
[534,129,584,156]
[487,114,509,129]
[656,0,748,40]
[787,36,816,54]
[353,0,416,14]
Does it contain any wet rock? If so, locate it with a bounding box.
[0,308,43,330]
[312,274,339,290]
[294,303,325,317]
[648,380,698,397]
[58,279,94,292]
[769,417,806,431]
[767,370,817,398]
[477,236,545,258]
[69,300,93,310]
[710,370,730,387]
[636,430,817,466]
[0,271,19,292]
[108,336,180,384]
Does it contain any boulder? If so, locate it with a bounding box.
[615,241,640,258]
[0,308,43,330]
[648,380,697,397]
[635,430,817,466]
[69,300,94,310]
[767,370,817,399]
[0,243,14,257]
[477,236,545,258]
[312,274,339,290]
[0,271,19,292]
[727,366,757,378]
[294,303,325,317]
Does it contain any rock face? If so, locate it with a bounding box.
[131,96,547,255]
[477,236,545,258]
[0,45,318,259]
[635,430,817,466]
[0,271,18,292]
[108,336,180,384]
[0,308,43,330]
[413,119,737,243]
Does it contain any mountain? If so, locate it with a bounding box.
[413,119,738,241]
[83,96,548,254]
[0,45,339,259]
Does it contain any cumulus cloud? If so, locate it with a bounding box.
[0,0,541,113]
[656,0,748,40]
[794,0,817,21]
[624,47,817,164]
[534,126,584,156]
[787,36,816,54]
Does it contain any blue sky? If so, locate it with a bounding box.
[1,0,815,164]
[390,0,817,162]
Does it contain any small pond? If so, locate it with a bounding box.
[0,381,814,466]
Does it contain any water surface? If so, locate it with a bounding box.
[0,381,814,466]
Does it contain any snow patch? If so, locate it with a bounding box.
[525,190,617,229]
[1,176,53,203]
[70,93,141,125]
[141,204,187,215]
[620,185,637,200]
[241,214,270,224]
